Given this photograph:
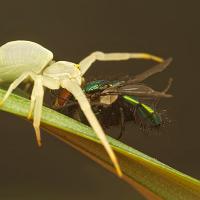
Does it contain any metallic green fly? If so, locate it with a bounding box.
[52,58,173,138]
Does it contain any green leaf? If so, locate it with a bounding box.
[0,88,200,200]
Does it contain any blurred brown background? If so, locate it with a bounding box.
[0,1,199,199]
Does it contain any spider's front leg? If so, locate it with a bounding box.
[79,51,164,75]
[61,79,122,177]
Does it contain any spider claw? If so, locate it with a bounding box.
[27,111,32,119]
[0,98,6,107]
[34,126,42,147]
[113,157,122,177]
[37,140,42,147]
[138,54,164,63]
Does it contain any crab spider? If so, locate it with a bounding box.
[0,40,164,177]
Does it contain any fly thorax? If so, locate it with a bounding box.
[100,95,118,105]
[43,61,82,85]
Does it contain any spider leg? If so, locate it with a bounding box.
[27,82,36,119]
[0,71,59,147]
[61,79,122,177]
[79,52,164,75]
[0,72,34,106]
[31,76,59,146]
[31,75,44,146]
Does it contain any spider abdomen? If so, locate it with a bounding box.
[0,40,53,82]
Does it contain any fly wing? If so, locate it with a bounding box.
[102,83,172,98]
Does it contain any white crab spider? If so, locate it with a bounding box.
[0,40,163,177]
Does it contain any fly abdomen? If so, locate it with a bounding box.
[137,104,162,127]
[122,95,162,128]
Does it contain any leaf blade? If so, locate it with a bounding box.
[0,88,200,200]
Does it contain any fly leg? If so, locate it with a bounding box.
[117,107,125,139]
[153,77,173,109]
[127,58,173,84]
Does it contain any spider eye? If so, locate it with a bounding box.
[74,64,80,69]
